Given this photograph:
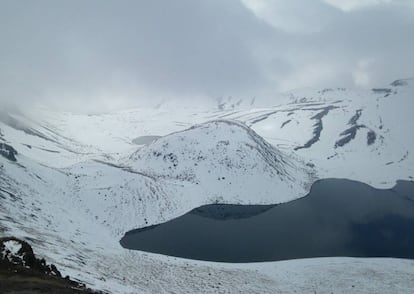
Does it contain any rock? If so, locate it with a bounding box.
[0,143,17,161]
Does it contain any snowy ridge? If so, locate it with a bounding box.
[218,79,414,187]
[126,120,313,203]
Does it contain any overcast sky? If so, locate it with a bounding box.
[0,0,413,112]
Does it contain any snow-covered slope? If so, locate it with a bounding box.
[0,117,317,293]
[208,78,414,187]
[126,120,313,204]
[0,78,414,293]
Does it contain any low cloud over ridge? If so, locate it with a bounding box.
[0,0,413,112]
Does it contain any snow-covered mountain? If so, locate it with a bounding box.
[0,79,414,293]
[126,120,313,203]
[216,78,414,186]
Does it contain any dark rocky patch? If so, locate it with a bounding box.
[295,106,338,150]
[335,125,365,148]
[391,79,410,87]
[367,130,377,145]
[335,109,377,148]
[0,143,18,161]
[280,120,291,129]
[398,151,409,163]
[335,126,377,148]
[318,88,333,94]
[348,109,362,125]
[37,147,60,153]
[0,237,61,277]
[372,88,392,94]
[0,237,103,294]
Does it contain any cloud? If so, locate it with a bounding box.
[352,59,375,87]
[0,0,413,112]
[241,0,340,33]
[242,0,414,90]
[0,0,274,111]
[322,0,393,12]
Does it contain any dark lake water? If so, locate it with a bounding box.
[120,179,414,263]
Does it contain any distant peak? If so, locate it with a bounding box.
[390,78,413,87]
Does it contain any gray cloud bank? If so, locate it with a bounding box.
[0,0,413,112]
